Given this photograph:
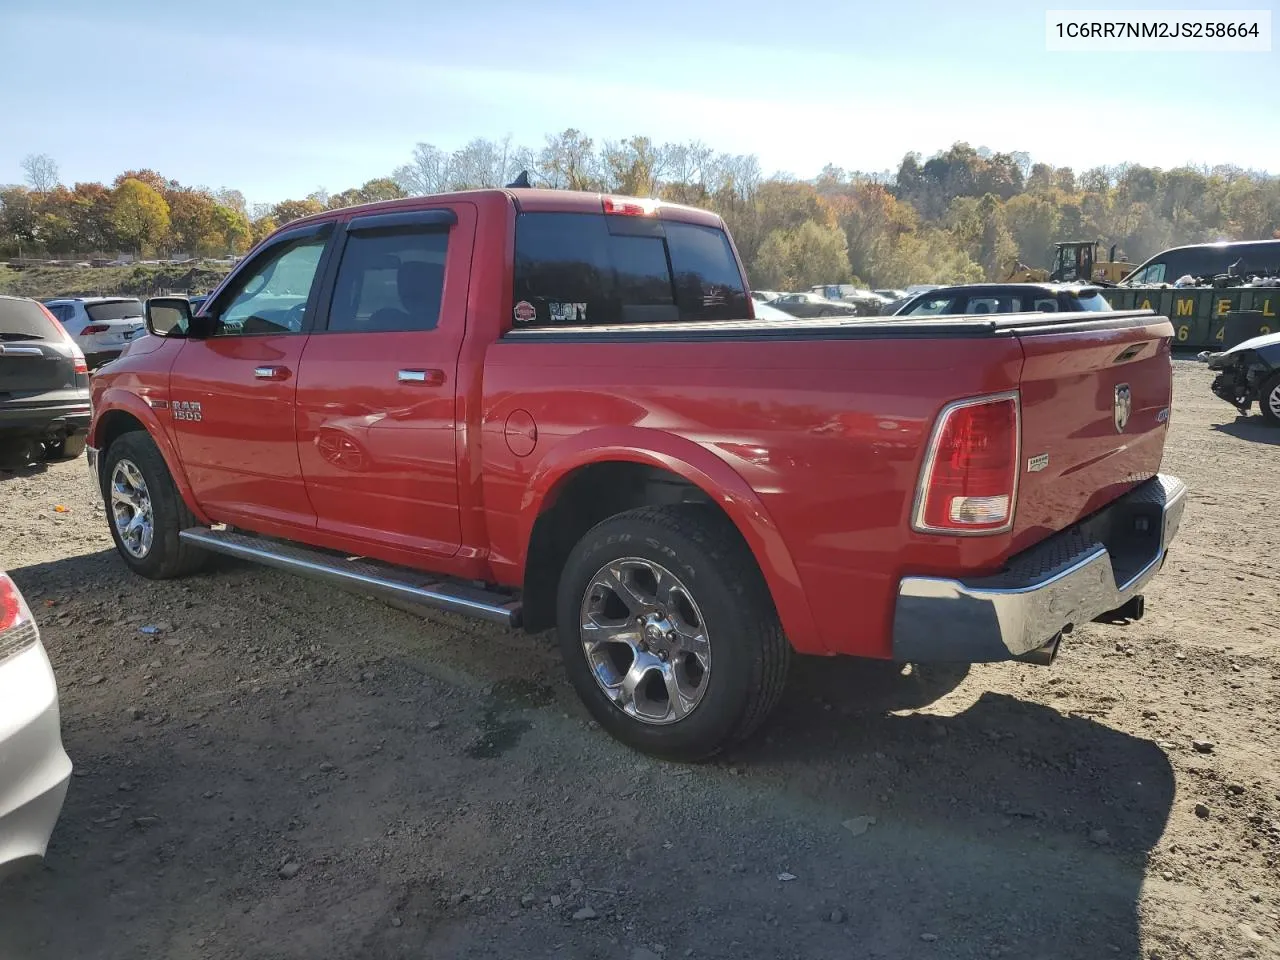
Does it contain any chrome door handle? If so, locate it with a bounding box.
[254,365,290,380]
[398,368,445,385]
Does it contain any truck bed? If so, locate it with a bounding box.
[501,309,1160,342]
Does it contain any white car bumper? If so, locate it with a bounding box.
[78,323,145,359]
[0,641,72,873]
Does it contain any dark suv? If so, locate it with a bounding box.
[0,296,92,468]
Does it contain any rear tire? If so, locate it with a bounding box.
[556,505,791,761]
[1260,371,1280,426]
[102,431,206,579]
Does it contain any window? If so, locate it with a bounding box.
[1237,241,1280,274]
[0,298,63,340]
[511,212,748,327]
[1129,261,1166,285]
[85,299,144,322]
[213,233,328,336]
[1072,293,1113,311]
[963,296,1020,314]
[903,296,960,316]
[1033,298,1059,312]
[327,229,448,333]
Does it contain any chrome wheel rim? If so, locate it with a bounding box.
[1269,383,1280,420]
[580,557,711,725]
[110,458,154,558]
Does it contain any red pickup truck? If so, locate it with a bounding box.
[87,187,1186,759]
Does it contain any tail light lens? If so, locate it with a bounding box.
[912,392,1020,535]
[80,324,110,335]
[0,572,39,664]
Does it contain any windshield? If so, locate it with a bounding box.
[85,299,145,322]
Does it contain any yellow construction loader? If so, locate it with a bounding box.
[1005,241,1136,285]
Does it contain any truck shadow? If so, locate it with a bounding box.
[720,661,1174,959]
[1212,416,1280,445]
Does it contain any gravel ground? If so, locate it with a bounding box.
[1,359,1277,960]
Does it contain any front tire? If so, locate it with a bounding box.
[556,505,791,761]
[101,431,206,579]
[1260,371,1280,426]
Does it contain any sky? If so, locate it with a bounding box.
[2,0,1278,207]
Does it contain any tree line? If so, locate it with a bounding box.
[4,134,1279,289]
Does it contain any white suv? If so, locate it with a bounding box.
[42,297,146,369]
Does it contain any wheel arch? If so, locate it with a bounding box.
[517,429,820,652]
[90,391,210,525]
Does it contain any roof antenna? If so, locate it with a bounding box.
[506,170,531,189]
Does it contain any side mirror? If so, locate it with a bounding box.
[145,297,192,338]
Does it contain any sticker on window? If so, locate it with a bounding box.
[548,301,587,323]
[513,300,537,324]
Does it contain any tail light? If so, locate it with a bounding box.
[81,324,110,335]
[602,196,660,216]
[912,392,1020,535]
[0,572,39,664]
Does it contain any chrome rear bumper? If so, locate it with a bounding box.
[892,474,1187,663]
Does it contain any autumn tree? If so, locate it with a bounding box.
[539,129,600,191]
[751,220,850,290]
[113,169,177,195]
[394,143,453,195]
[1003,193,1062,268]
[111,178,170,255]
[269,198,325,227]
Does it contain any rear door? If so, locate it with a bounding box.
[168,221,334,531]
[294,205,473,558]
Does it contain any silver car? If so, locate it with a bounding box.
[0,571,71,876]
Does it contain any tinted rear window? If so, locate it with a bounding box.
[512,212,748,326]
[0,298,63,340]
[1072,293,1113,311]
[85,299,144,322]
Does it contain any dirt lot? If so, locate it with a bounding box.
[1,359,1277,960]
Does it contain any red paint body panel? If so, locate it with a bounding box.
[478,336,1027,655]
[87,337,212,526]
[293,202,479,559]
[168,335,315,530]
[1012,320,1172,549]
[89,189,1176,661]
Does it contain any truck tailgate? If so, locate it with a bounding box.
[1011,315,1173,551]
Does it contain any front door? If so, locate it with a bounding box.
[169,222,334,531]
[294,205,472,559]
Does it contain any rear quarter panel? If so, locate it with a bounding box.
[480,335,1024,656]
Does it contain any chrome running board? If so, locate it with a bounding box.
[179,527,522,628]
